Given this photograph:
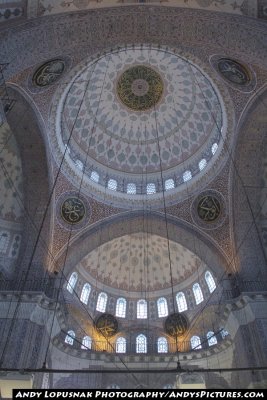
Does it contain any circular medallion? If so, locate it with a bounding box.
[33,59,65,87]
[117,65,163,111]
[61,197,85,224]
[95,314,118,338]
[197,195,221,222]
[218,59,250,85]
[165,313,188,337]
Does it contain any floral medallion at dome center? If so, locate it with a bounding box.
[117,65,163,111]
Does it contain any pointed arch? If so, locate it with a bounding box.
[80,283,91,304]
[67,272,78,293]
[96,292,108,312]
[136,334,147,353]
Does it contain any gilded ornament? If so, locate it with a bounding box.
[165,313,188,337]
[33,60,65,87]
[117,65,163,111]
[197,196,221,222]
[218,59,250,85]
[61,197,85,224]
[95,314,118,338]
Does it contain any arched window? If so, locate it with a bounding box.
[211,143,218,155]
[199,159,207,171]
[193,283,204,305]
[90,171,99,183]
[65,330,75,345]
[220,328,229,339]
[107,385,120,389]
[67,272,78,293]
[116,298,127,318]
[146,183,156,194]
[157,297,168,317]
[80,283,91,305]
[205,271,216,293]
[165,179,175,191]
[183,170,192,182]
[107,179,117,191]
[127,183,136,194]
[176,292,187,312]
[136,334,147,353]
[137,299,147,319]
[116,337,126,353]
[64,144,70,154]
[190,336,202,350]
[81,336,92,350]
[96,292,108,312]
[0,231,10,253]
[75,159,84,170]
[157,337,168,353]
[207,331,217,346]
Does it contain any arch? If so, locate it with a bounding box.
[65,330,75,345]
[146,183,156,194]
[136,334,147,353]
[80,283,91,304]
[211,143,218,155]
[3,86,50,278]
[193,283,204,305]
[96,292,108,312]
[115,298,126,318]
[127,183,136,194]
[157,337,168,353]
[116,337,126,353]
[183,170,192,182]
[67,272,78,293]
[90,171,99,183]
[165,179,175,191]
[205,271,216,293]
[58,212,229,285]
[157,297,168,317]
[176,292,187,312]
[81,336,92,350]
[207,331,217,346]
[107,179,117,191]
[190,336,202,350]
[137,299,147,319]
[199,159,207,171]
[0,231,10,254]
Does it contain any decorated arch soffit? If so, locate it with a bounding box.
[26,0,261,20]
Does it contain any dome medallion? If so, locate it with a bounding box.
[117,65,163,111]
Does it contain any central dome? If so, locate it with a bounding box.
[50,45,229,207]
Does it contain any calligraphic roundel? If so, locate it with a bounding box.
[164,313,189,337]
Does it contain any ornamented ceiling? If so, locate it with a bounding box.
[60,47,222,175]
[77,232,206,294]
[49,45,232,208]
[26,0,259,19]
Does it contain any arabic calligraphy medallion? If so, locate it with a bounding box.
[197,196,221,222]
[218,59,250,85]
[117,65,163,111]
[33,59,65,87]
[95,314,118,338]
[61,197,85,224]
[165,313,188,337]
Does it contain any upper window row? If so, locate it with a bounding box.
[85,143,219,194]
[65,328,229,353]
[66,271,216,316]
